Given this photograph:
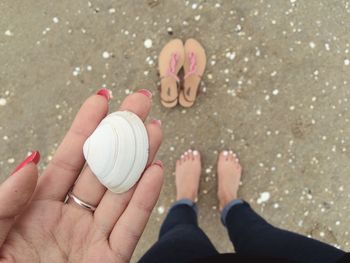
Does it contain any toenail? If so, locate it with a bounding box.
[193,150,199,156]
[188,149,192,152]
[181,155,185,159]
[223,151,228,156]
[184,152,188,155]
[229,150,233,154]
[150,118,162,126]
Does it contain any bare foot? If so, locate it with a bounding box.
[175,150,201,201]
[217,150,242,210]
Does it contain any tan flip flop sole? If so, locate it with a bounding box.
[159,39,185,108]
[179,39,206,108]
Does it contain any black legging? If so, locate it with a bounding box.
[139,201,345,263]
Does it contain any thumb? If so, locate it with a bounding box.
[0,151,40,247]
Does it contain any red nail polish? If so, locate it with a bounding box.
[137,89,153,98]
[96,88,111,101]
[154,160,163,169]
[151,118,162,126]
[12,151,40,174]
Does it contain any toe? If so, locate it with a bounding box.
[181,154,185,162]
[187,150,192,161]
[193,150,200,161]
[187,149,194,161]
[220,150,229,161]
[184,151,189,161]
[229,151,234,161]
[232,151,240,163]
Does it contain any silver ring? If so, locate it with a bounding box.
[67,191,97,212]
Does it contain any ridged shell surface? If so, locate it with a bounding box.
[83,111,149,193]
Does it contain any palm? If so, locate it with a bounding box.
[0,91,163,263]
[4,200,116,262]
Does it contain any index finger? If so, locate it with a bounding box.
[118,89,153,121]
[35,90,110,201]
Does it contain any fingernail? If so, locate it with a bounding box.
[96,88,111,101]
[12,151,40,174]
[137,89,153,98]
[154,160,163,169]
[151,118,162,126]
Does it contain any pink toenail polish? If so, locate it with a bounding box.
[137,89,153,98]
[193,150,199,156]
[97,88,112,101]
[151,118,162,126]
[223,151,228,156]
[12,151,40,175]
[154,160,163,169]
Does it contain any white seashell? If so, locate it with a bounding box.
[83,111,149,193]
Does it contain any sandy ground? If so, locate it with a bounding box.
[1,0,349,261]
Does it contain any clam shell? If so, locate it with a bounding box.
[83,111,149,193]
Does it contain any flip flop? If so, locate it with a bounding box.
[179,38,206,108]
[159,39,185,108]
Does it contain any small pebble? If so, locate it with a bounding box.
[4,30,14,36]
[144,39,153,49]
[257,192,270,204]
[102,51,110,59]
[0,98,7,106]
[157,206,165,214]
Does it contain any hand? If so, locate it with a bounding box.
[0,89,163,263]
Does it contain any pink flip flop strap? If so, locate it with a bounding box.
[161,53,180,83]
[184,52,202,79]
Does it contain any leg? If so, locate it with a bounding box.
[159,199,198,237]
[139,150,218,263]
[223,201,346,263]
[217,150,345,263]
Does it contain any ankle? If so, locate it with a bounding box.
[218,191,238,210]
[176,192,197,202]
